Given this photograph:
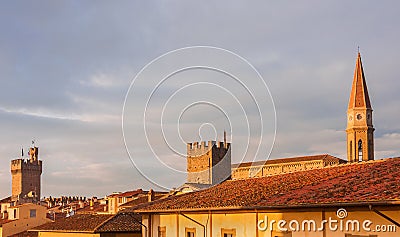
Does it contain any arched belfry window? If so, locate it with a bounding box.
[358,139,363,161]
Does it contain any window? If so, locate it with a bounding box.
[272,230,292,237]
[186,227,195,237]
[30,209,36,218]
[13,209,17,219]
[158,226,166,237]
[221,228,236,237]
[358,139,363,161]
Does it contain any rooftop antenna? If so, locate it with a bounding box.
[358,46,360,53]
[21,145,24,157]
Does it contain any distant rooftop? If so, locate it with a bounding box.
[232,154,346,168]
[33,213,142,233]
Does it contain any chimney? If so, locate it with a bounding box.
[224,130,227,148]
[148,189,154,202]
[29,146,39,162]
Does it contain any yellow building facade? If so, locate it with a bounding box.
[141,208,398,237]
[231,154,345,180]
[0,203,50,237]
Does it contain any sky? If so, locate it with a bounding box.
[1,1,400,198]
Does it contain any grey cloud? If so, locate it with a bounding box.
[1,1,400,197]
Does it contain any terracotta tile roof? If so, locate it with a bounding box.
[76,202,107,214]
[119,193,166,209]
[135,158,400,212]
[46,212,66,220]
[119,189,144,197]
[33,214,113,232]
[95,212,141,232]
[9,203,43,208]
[232,154,346,168]
[119,196,149,208]
[32,213,142,233]
[0,196,11,203]
[109,189,144,198]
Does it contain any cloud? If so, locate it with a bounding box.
[80,72,126,89]
[375,133,400,158]
[0,107,86,122]
[1,1,400,198]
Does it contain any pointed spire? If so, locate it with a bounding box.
[348,51,372,109]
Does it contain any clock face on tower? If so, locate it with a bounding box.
[356,113,363,120]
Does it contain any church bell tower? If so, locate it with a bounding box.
[346,52,374,162]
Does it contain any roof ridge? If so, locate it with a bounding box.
[94,212,142,233]
[93,214,117,232]
[232,153,344,168]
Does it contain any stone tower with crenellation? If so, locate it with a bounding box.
[187,133,231,185]
[10,145,43,203]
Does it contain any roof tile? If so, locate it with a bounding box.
[135,158,400,212]
[95,212,141,232]
[33,214,113,232]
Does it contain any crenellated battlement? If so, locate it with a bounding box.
[11,158,42,173]
[187,141,214,157]
[187,140,230,157]
[187,138,232,185]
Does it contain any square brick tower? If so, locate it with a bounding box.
[187,137,231,185]
[10,145,42,203]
